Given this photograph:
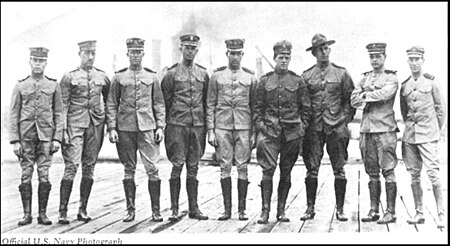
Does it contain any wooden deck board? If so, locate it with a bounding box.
[2,151,447,235]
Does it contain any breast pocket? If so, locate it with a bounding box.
[238,79,251,97]
[71,78,87,95]
[194,75,205,91]
[217,77,230,92]
[417,85,432,100]
[325,81,340,94]
[308,83,322,94]
[41,87,54,105]
[140,79,154,97]
[21,89,35,102]
[174,76,188,91]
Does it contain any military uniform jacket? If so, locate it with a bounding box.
[9,75,63,143]
[400,74,446,144]
[301,63,356,131]
[106,67,166,132]
[161,63,209,127]
[351,69,399,133]
[60,67,110,129]
[206,67,257,131]
[254,70,311,142]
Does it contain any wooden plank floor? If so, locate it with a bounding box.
[2,158,446,236]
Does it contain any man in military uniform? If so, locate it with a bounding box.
[400,46,446,228]
[106,38,165,222]
[9,47,63,226]
[300,34,355,222]
[351,43,399,224]
[58,40,110,224]
[254,40,311,224]
[161,34,209,221]
[206,39,257,221]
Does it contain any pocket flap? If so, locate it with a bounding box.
[140,79,153,85]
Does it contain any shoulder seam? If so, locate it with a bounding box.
[45,75,57,81]
[18,75,30,82]
[115,67,127,73]
[94,66,105,73]
[242,67,255,74]
[402,76,411,84]
[144,67,156,73]
[213,66,227,72]
[195,63,206,70]
[423,73,435,80]
[303,65,315,73]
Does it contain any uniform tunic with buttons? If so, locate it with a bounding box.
[301,63,355,179]
[9,75,63,183]
[59,67,110,180]
[254,70,311,180]
[400,74,445,144]
[161,63,209,178]
[106,67,166,180]
[400,74,446,186]
[106,67,165,131]
[206,66,257,179]
[351,69,399,181]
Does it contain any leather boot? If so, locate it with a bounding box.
[218,177,232,221]
[432,184,445,228]
[276,179,291,222]
[238,179,249,221]
[18,183,33,226]
[186,178,208,220]
[378,182,397,224]
[169,178,181,221]
[149,180,163,222]
[58,179,73,224]
[257,180,272,224]
[361,180,381,222]
[122,179,136,222]
[407,182,424,224]
[334,178,348,221]
[300,177,317,220]
[37,182,52,225]
[77,177,93,222]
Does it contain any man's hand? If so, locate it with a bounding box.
[50,140,60,154]
[62,129,70,145]
[109,129,119,143]
[154,128,164,143]
[207,129,217,147]
[351,93,365,108]
[250,132,257,149]
[13,142,23,158]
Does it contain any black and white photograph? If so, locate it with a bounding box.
[1,1,447,244]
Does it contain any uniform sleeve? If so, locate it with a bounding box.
[106,75,121,131]
[52,83,64,142]
[350,76,365,108]
[152,77,166,129]
[254,76,266,131]
[102,74,111,106]
[206,73,218,130]
[59,73,71,129]
[202,72,210,121]
[298,76,311,129]
[9,84,21,144]
[399,84,408,122]
[342,70,356,122]
[250,75,258,134]
[160,72,174,119]
[431,80,446,130]
[364,74,399,102]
